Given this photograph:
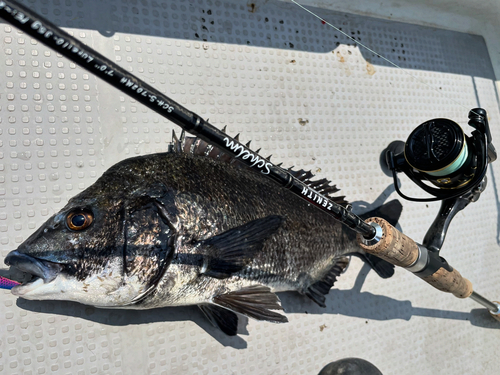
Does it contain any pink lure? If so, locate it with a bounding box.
[0,276,20,290]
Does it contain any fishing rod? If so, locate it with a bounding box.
[1,0,499,320]
[0,0,374,240]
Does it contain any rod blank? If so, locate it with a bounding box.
[470,292,500,313]
[0,0,376,239]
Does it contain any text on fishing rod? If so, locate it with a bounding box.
[119,78,175,113]
[223,137,271,174]
[301,187,334,209]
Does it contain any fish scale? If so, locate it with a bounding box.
[4,139,401,335]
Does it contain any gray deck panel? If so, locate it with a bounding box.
[1,1,499,374]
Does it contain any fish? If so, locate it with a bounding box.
[4,132,402,335]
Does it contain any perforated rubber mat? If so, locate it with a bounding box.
[1,1,499,374]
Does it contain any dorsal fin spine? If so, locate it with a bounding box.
[168,132,347,204]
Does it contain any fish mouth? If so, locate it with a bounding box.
[4,250,63,295]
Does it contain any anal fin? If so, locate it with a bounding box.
[213,285,288,323]
[198,304,239,336]
[305,257,350,307]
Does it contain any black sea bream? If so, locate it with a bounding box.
[5,134,401,335]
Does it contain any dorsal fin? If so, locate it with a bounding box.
[169,131,348,205]
[170,130,248,169]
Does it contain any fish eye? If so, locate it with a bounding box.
[66,210,93,231]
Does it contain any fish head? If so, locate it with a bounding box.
[4,158,176,307]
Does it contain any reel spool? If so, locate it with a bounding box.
[382,108,497,252]
[384,108,496,202]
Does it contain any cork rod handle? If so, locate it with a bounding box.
[357,217,419,268]
[358,217,473,299]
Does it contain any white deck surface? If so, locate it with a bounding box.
[1,1,499,374]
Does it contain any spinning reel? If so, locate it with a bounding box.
[383,108,497,253]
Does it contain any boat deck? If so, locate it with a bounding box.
[1,0,499,374]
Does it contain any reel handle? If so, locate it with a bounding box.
[358,217,473,298]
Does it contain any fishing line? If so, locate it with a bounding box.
[2,0,499,321]
[0,0,377,239]
[290,0,481,117]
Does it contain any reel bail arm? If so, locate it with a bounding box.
[422,178,486,253]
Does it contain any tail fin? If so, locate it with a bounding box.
[352,200,403,279]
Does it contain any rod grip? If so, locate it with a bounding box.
[422,267,473,298]
[357,217,419,268]
[358,217,473,299]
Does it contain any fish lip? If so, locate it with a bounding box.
[4,250,63,284]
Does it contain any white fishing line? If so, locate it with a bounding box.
[289,0,480,116]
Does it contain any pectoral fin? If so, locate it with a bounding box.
[199,215,284,279]
[213,285,288,323]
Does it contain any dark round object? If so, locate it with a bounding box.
[66,210,94,231]
[72,214,86,227]
[404,118,465,173]
[318,358,383,375]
